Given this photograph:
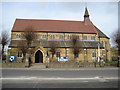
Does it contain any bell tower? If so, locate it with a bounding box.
[84,7,89,19]
[84,7,91,25]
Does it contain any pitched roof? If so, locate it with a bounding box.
[12,19,98,34]
[9,40,104,49]
[94,26,109,39]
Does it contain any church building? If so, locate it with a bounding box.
[8,8,111,65]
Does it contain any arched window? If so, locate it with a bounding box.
[83,36,87,40]
[16,34,21,38]
[50,35,55,40]
[101,41,105,47]
[42,34,47,39]
[67,35,71,40]
[92,52,96,58]
[59,35,64,40]
[91,36,95,40]
[77,36,79,40]
[18,51,22,57]
[84,49,87,56]
[35,34,38,39]
[56,52,60,57]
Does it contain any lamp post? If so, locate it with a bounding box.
[97,42,101,63]
[84,49,86,67]
[46,50,49,68]
[6,48,12,63]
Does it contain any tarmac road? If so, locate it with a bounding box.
[1,67,119,88]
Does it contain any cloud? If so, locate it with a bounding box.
[1,2,118,47]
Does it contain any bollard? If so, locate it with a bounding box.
[117,56,120,67]
[94,62,96,67]
[25,57,29,67]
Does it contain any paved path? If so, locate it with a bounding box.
[1,67,118,70]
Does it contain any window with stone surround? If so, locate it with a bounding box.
[67,35,71,40]
[16,34,21,38]
[91,36,95,40]
[77,36,79,40]
[101,41,105,47]
[50,35,55,40]
[59,35,64,40]
[84,49,87,56]
[18,51,22,57]
[42,34,47,39]
[56,52,60,57]
[35,34,38,39]
[83,35,87,40]
[92,52,96,58]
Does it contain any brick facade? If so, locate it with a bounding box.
[8,8,111,64]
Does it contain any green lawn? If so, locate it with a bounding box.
[105,61,118,66]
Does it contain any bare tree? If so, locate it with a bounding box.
[18,27,36,62]
[115,31,120,55]
[112,30,120,67]
[113,30,120,55]
[18,41,28,62]
[71,35,82,62]
[49,41,58,60]
[23,27,36,48]
[1,31,10,56]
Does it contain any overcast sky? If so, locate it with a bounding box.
[0,1,118,47]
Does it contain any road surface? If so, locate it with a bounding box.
[1,68,119,88]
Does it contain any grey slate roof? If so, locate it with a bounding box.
[9,40,104,49]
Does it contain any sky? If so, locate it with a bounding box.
[0,1,118,47]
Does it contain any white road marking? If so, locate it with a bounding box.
[1,77,118,80]
[82,81,89,82]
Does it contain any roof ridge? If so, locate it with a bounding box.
[16,18,84,22]
[12,18,99,34]
[94,25,109,39]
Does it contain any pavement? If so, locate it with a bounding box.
[1,67,119,70]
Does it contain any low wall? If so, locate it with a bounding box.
[2,62,118,68]
[47,62,114,68]
[47,63,79,68]
[0,64,2,68]
[2,62,25,68]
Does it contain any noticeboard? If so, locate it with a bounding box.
[8,55,16,62]
[58,57,68,62]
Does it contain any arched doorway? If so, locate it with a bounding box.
[35,50,43,63]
